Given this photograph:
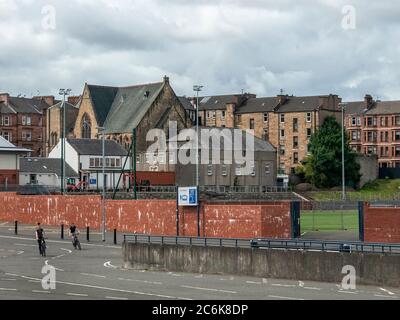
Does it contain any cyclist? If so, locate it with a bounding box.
[69,223,80,249]
[35,223,46,256]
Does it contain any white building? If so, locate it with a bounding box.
[19,158,79,188]
[49,139,130,190]
[0,136,30,187]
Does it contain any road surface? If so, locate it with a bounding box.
[0,222,399,300]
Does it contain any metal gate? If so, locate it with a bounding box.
[291,201,301,238]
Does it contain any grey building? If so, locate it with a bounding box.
[174,127,277,188]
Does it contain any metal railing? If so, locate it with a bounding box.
[123,234,400,254]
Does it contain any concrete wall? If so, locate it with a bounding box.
[0,193,292,239]
[123,243,400,287]
[364,203,400,243]
[356,154,378,188]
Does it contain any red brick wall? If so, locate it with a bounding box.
[364,203,400,243]
[0,193,292,239]
[0,170,19,185]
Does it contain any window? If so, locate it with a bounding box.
[22,116,31,126]
[106,158,110,167]
[22,131,32,141]
[90,158,95,167]
[293,136,299,149]
[396,147,400,157]
[263,129,269,141]
[116,159,121,167]
[221,111,226,120]
[235,166,242,176]
[395,132,400,142]
[307,128,312,138]
[221,165,228,176]
[280,114,285,123]
[293,152,299,164]
[367,117,377,127]
[263,113,269,123]
[280,144,285,156]
[207,165,213,176]
[306,113,312,123]
[293,118,298,132]
[95,158,100,167]
[265,164,271,175]
[2,116,10,126]
[1,131,12,142]
[381,117,388,127]
[249,119,255,130]
[251,165,256,177]
[81,113,92,139]
[236,115,242,123]
[357,117,361,126]
[351,117,357,126]
[207,112,210,119]
[280,129,285,139]
[396,117,400,126]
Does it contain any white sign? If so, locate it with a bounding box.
[178,187,198,206]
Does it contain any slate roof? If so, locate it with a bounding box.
[87,85,119,126]
[0,97,50,114]
[345,101,367,115]
[103,82,165,134]
[198,94,243,111]
[236,97,278,114]
[276,96,327,113]
[68,139,128,156]
[20,158,79,177]
[366,101,400,115]
[178,96,195,111]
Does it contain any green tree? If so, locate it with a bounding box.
[300,116,360,189]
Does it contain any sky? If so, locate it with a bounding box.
[0,0,399,102]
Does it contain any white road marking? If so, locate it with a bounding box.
[60,248,72,254]
[374,294,398,299]
[303,287,322,291]
[271,284,296,288]
[81,273,106,279]
[246,281,262,285]
[380,288,395,296]
[44,260,64,272]
[338,290,358,294]
[104,261,118,269]
[0,222,8,226]
[28,280,41,283]
[15,274,192,300]
[32,290,51,294]
[194,275,203,278]
[180,285,237,294]
[51,254,66,260]
[0,288,17,291]
[67,293,89,297]
[15,243,36,247]
[106,296,128,300]
[117,278,162,285]
[269,295,305,300]
[5,273,19,277]
[0,278,17,281]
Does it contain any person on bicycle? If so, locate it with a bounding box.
[35,223,45,255]
[69,223,80,248]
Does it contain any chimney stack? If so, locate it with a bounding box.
[0,93,10,104]
[277,94,288,105]
[68,96,81,106]
[163,75,170,84]
[33,95,55,107]
[364,94,374,109]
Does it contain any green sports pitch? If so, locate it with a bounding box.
[300,210,359,232]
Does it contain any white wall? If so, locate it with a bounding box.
[19,173,59,186]
[0,154,18,170]
[48,140,80,173]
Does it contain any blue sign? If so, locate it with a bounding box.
[90,179,97,185]
[178,187,198,206]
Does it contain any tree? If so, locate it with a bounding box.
[299,116,360,189]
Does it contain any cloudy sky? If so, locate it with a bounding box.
[0,0,399,101]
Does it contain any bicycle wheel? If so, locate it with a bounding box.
[77,240,82,250]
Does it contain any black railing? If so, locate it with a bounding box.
[123,234,400,254]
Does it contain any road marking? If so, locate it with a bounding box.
[168,272,182,277]
[0,278,17,281]
[5,273,19,277]
[44,260,64,272]
[60,248,72,254]
[104,261,118,269]
[32,290,51,294]
[180,285,237,294]
[246,281,262,285]
[271,284,296,288]
[106,296,128,300]
[374,294,398,299]
[15,274,192,300]
[28,280,41,283]
[338,290,358,294]
[303,287,322,291]
[81,273,106,279]
[0,288,17,291]
[0,222,8,226]
[51,254,66,260]
[15,243,36,247]
[67,293,89,297]
[380,288,395,296]
[117,278,162,285]
[268,295,305,300]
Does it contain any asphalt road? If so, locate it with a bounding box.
[0,222,399,300]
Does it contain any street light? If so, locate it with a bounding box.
[193,85,203,237]
[97,126,106,242]
[59,88,71,194]
[339,102,347,201]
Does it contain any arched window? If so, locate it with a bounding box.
[81,114,92,139]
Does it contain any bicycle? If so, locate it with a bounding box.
[72,233,82,250]
[40,238,47,257]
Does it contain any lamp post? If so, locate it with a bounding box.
[193,85,203,237]
[339,102,347,201]
[98,127,106,242]
[59,88,71,194]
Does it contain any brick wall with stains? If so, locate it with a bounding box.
[364,203,400,243]
[0,193,292,239]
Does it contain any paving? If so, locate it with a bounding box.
[0,221,399,300]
